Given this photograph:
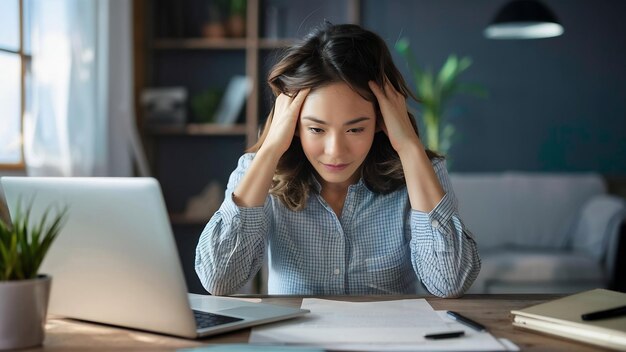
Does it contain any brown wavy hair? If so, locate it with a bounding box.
[249,23,440,211]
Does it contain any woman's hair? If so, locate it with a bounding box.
[249,23,440,211]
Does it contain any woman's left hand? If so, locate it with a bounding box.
[368,78,422,154]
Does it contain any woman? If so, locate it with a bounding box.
[195,23,480,297]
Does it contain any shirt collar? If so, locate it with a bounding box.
[308,172,369,194]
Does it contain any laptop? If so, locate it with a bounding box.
[0,177,309,339]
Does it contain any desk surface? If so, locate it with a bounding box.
[29,294,606,352]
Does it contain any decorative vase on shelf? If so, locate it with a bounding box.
[227,14,245,38]
[202,22,226,39]
[227,0,246,37]
[202,4,226,38]
[0,201,66,350]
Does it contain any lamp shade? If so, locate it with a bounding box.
[484,0,564,39]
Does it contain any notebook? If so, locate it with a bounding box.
[511,288,626,350]
[1,177,309,339]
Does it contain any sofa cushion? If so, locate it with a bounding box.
[468,250,606,293]
[448,175,512,250]
[450,173,605,250]
[570,195,626,266]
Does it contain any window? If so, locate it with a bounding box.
[0,0,30,169]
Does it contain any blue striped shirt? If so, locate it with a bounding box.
[195,153,480,297]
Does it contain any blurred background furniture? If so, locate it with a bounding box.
[450,173,626,293]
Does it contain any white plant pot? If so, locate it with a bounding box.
[0,275,51,350]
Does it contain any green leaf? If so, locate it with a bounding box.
[394,37,424,82]
[395,38,410,55]
[32,207,67,278]
[437,55,459,88]
[458,56,473,73]
[419,72,436,102]
[442,124,456,139]
[0,239,12,280]
[0,198,67,281]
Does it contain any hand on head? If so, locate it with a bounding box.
[368,77,421,153]
[261,88,311,156]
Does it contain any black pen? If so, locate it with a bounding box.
[581,305,626,321]
[424,331,465,340]
[446,311,486,332]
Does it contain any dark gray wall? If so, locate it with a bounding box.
[362,0,626,174]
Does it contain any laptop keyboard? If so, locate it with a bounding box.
[193,310,244,329]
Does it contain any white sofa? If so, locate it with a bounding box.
[450,173,626,294]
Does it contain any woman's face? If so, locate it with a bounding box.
[298,82,377,190]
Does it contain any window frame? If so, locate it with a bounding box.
[0,0,27,170]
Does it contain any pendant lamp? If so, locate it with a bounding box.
[484,0,564,39]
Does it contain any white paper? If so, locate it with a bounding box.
[249,299,516,351]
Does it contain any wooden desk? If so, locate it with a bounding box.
[28,294,607,351]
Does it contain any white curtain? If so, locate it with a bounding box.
[24,0,144,177]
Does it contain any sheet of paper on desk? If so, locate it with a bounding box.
[249,299,517,351]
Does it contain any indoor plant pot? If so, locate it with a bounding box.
[0,201,65,350]
[0,275,51,350]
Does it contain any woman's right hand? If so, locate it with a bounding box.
[232,89,309,207]
[260,89,310,156]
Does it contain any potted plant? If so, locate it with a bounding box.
[395,38,486,157]
[191,88,224,123]
[202,3,227,39]
[226,0,247,37]
[0,201,66,350]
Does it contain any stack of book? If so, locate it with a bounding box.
[511,288,626,350]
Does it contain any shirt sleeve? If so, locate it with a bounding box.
[195,153,272,295]
[409,158,481,298]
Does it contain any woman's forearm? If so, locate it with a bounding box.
[232,147,281,207]
[398,141,445,212]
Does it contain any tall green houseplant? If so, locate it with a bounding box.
[395,38,485,156]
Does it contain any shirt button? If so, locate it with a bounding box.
[431,219,440,229]
[334,268,340,275]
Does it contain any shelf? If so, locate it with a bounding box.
[169,213,209,226]
[146,123,247,136]
[154,38,248,50]
[258,39,297,49]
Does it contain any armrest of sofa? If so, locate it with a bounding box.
[610,221,626,292]
[570,194,626,279]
